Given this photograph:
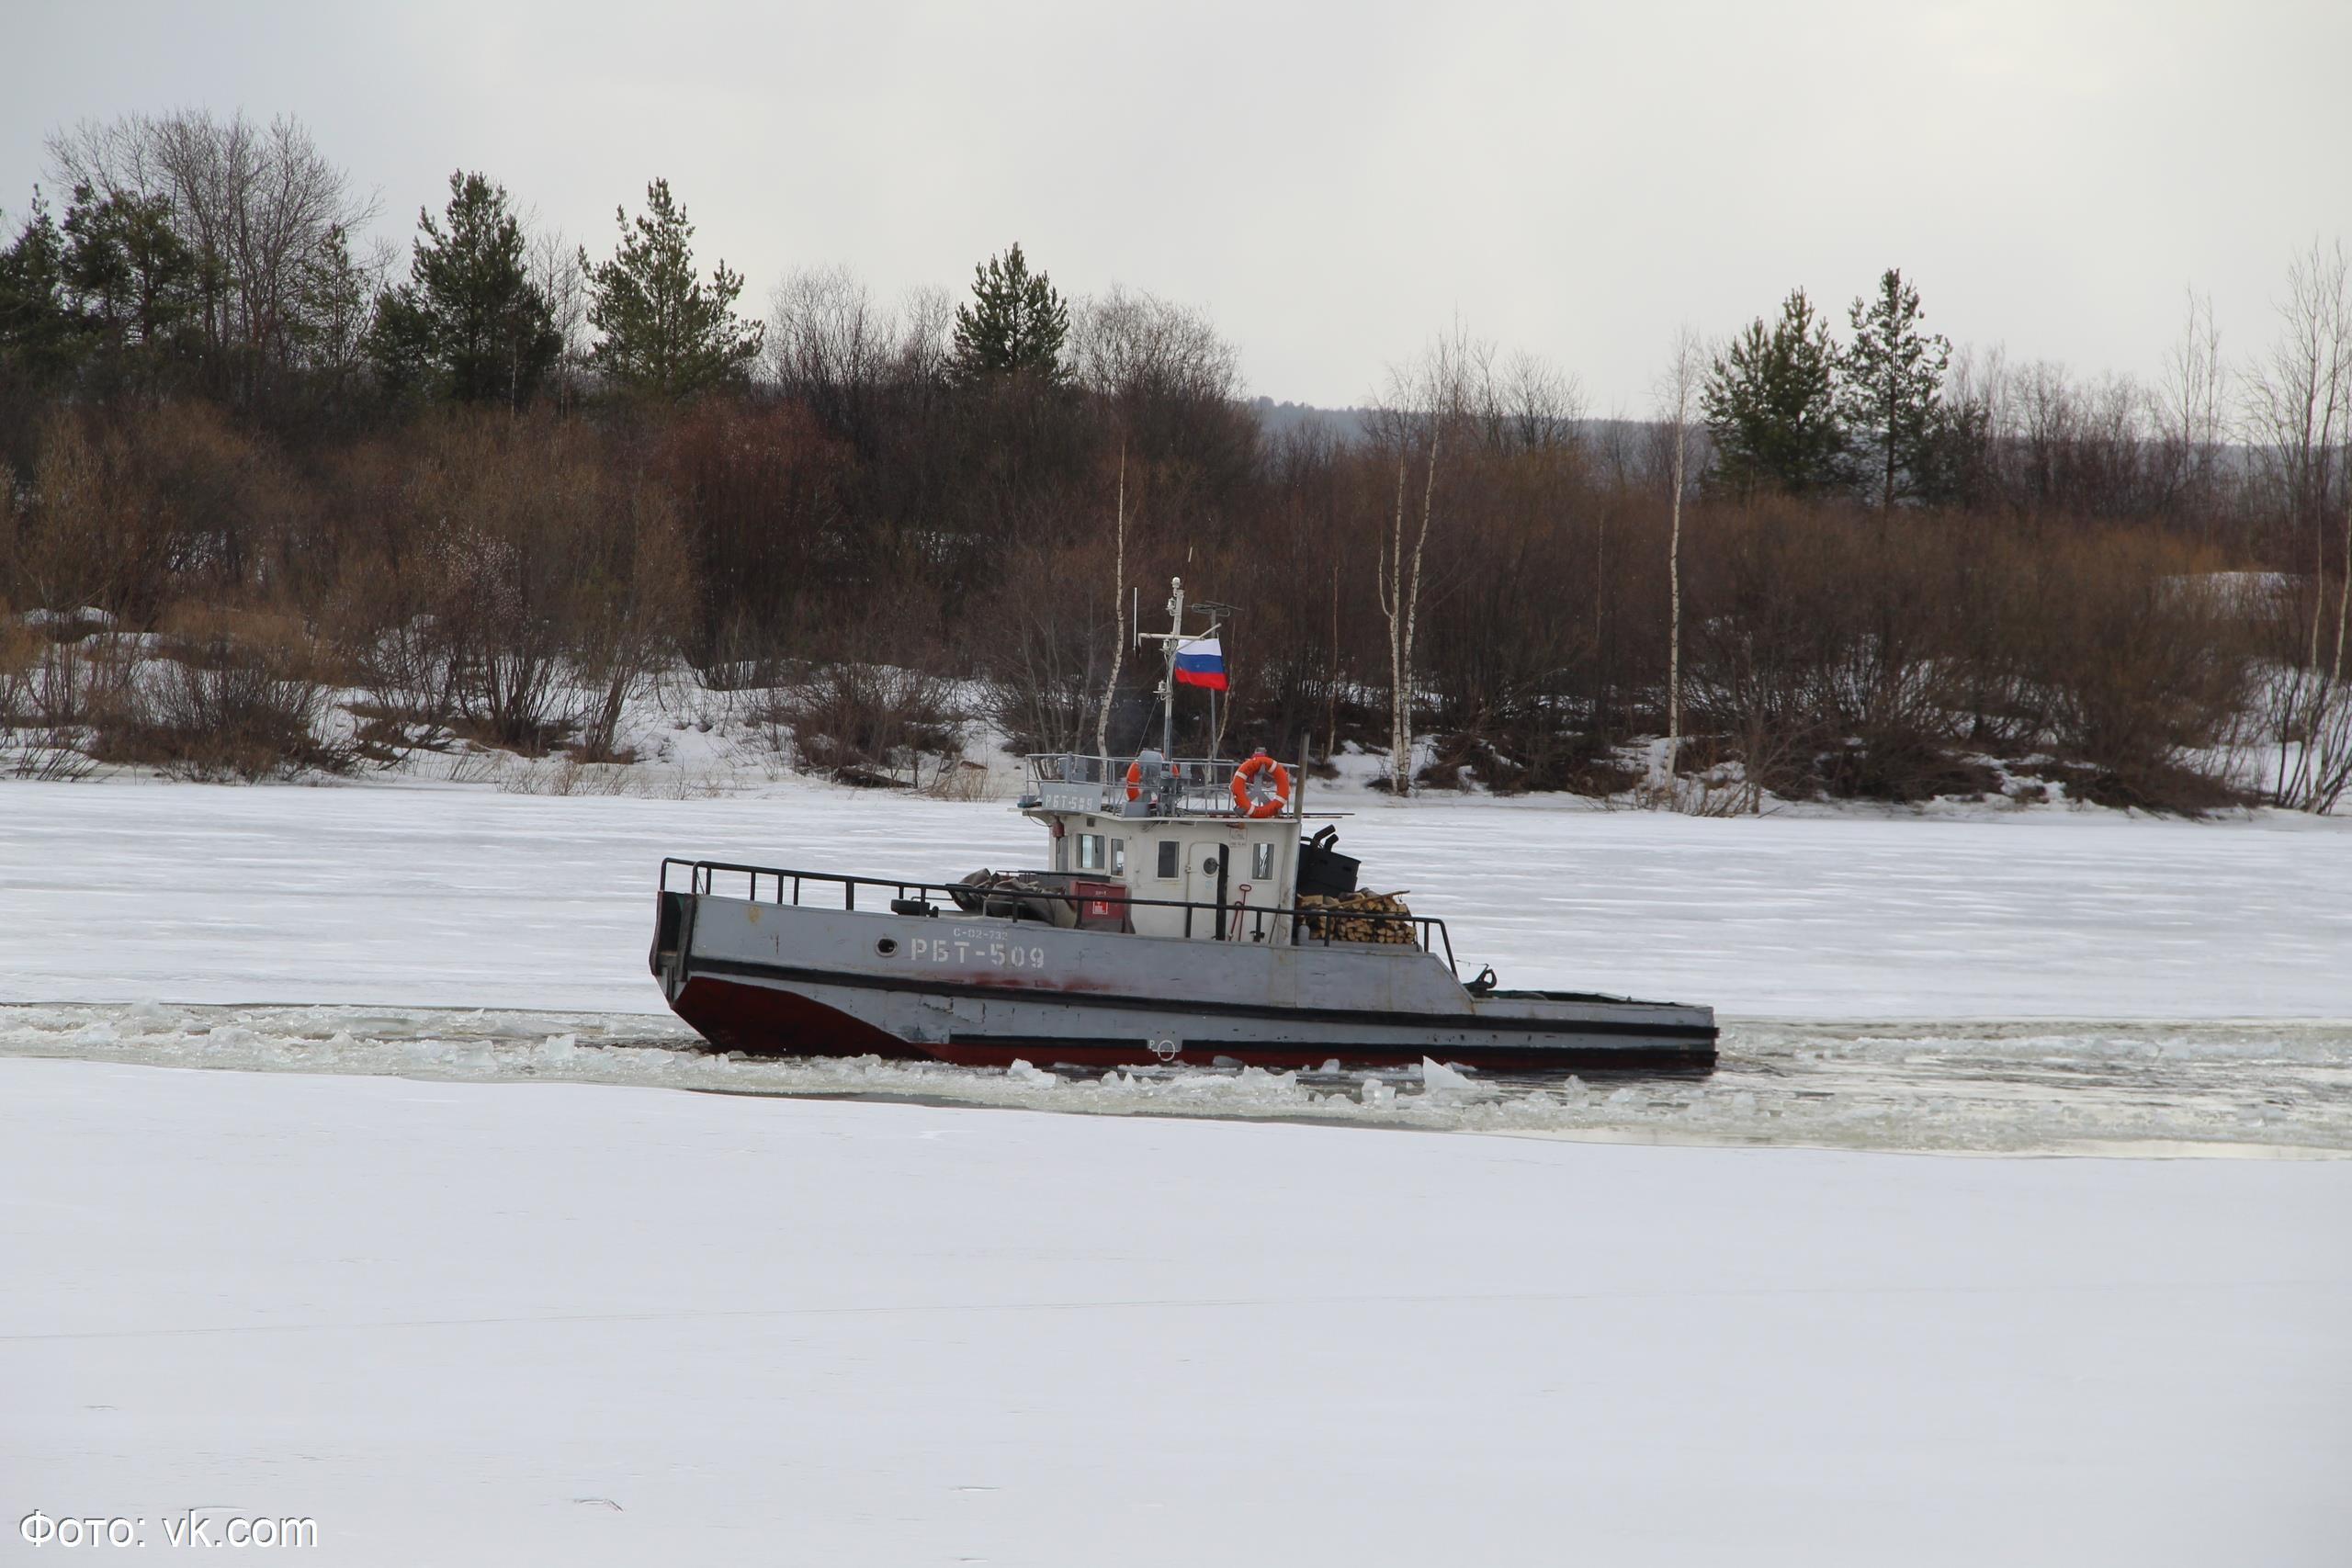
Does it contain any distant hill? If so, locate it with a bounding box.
[1247,399,1372,443]
[1248,398,1671,456]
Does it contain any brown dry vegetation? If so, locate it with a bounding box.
[1,309,2342,812]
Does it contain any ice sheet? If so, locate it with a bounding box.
[3,778,2347,1019]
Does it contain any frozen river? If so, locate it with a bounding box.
[3,779,2348,1154]
[6,780,2349,1563]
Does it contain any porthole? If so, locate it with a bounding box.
[876,937,899,956]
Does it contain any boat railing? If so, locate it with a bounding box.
[1020,752,1300,818]
[659,857,1453,972]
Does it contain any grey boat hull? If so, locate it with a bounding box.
[653,891,1717,1074]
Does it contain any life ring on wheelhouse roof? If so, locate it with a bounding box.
[1230,750,1292,818]
[1125,759,1145,801]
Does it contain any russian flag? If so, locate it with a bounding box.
[1172,636,1227,691]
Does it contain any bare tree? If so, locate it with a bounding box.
[49,110,377,399]
[894,283,955,385]
[768,264,898,441]
[1455,344,1586,455]
[1371,326,1472,794]
[1655,325,1705,800]
[1094,444,1128,759]
[1070,284,1242,405]
[2244,239,2350,671]
[2154,288,2228,525]
[526,222,590,400]
[2240,241,2352,811]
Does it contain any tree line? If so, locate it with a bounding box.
[2,108,2347,813]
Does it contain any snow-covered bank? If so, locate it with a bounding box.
[6,1002,2347,1156]
[3,1057,2345,1568]
[4,778,2347,1019]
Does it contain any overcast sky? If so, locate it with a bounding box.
[4,0,2346,409]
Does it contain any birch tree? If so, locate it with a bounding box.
[1372,330,1469,794]
[2245,240,2349,674]
[2154,288,2227,526]
[1094,443,1127,759]
[2243,241,2352,810]
[1655,326,1705,801]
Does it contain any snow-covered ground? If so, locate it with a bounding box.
[4,1056,2346,1568]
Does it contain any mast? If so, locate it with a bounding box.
[1161,577,1183,758]
[1137,575,1228,760]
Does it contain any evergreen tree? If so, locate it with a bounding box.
[582,178,761,399]
[1839,268,1952,509]
[949,243,1069,383]
[60,181,203,365]
[368,172,560,406]
[1702,288,1846,497]
[292,223,378,378]
[0,191,82,380]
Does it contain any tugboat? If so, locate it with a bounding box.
[650,581,1716,1074]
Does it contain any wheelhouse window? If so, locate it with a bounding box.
[1156,840,1180,879]
[1253,841,1274,880]
[1078,833,1107,872]
[1111,839,1125,874]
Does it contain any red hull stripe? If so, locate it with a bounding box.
[684,956,1716,1043]
[668,976,1716,1075]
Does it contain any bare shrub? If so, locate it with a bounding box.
[924,759,996,801]
[765,662,965,787]
[654,400,851,668]
[0,610,30,721]
[16,416,171,621]
[2255,574,2352,812]
[4,624,140,778]
[570,491,692,763]
[0,609,93,778]
[386,412,685,757]
[91,604,349,780]
[2027,538,2255,811]
[966,533,1114,755]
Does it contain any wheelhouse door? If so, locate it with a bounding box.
[1184,840,1232,940]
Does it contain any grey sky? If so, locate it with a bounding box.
[5,0,2346,410]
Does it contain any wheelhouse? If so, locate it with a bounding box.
[1017,750,1306,943]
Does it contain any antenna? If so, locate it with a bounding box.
[1134,577,1240,761]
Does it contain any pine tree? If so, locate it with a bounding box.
[1839,268,1952,510]
[368,172,560,407]
[291,223,377,378]
[1702,288,1846,497]
[60,181,202,364]
[0,191,82,380]
[949,243,1069,383]
[582,178,762,400]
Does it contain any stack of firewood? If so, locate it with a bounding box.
[1295,890,1419,945]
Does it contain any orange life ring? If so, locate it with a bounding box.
[1125,760,1144,801]
[1229,750,1292,818]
